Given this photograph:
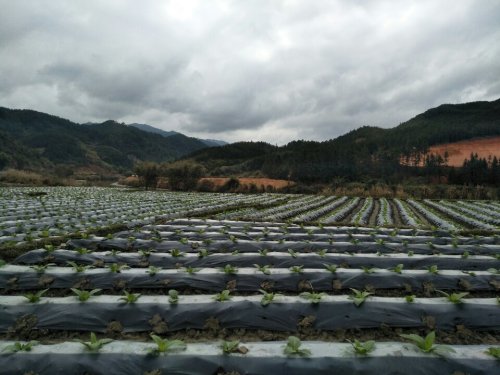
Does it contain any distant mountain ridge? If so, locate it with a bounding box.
[128,123,227,147]
[184,98,500,182]
[0,107,218,172]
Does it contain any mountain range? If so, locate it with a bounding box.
[1,98,499,182]
[0,107,225,173]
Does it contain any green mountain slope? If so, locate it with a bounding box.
[183,98,500,182]
[0,107,209,172]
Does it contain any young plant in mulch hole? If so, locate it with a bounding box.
[349,288,372,307]
[179,238,189,245]
[288,249,299,258]
[426,265,439,275]
[361,266,375,274]
[108,263,129,273]
[399,331,455,357]
[71,288,102,302]
[43,244,55,253]
[221,340,249,355]
[222,264,238,275]
[197,249,209,258]
[184,266,200,274]
[67,261,92,273]
[347,339,376,356]
[316,249,327,257]
[299,291,326,304]
[323,263,338,273]
[390,264,404,274]
[2,341,39,353]
[77,332,113,353]
[259,289,281,306]
[405,295,416,303]
[168,289,179,304]
[485,347,500,359]
[30,263,55,274]
[148,334,186,356]
[170,248,185,258]
[214,289,232,302]
[254,264,272,275]
[283,336,311,357]
[119,290,141,304]
[75,247,91,255]
[435,290,469,304]
[138,249,156,258]
[23,289,49,303]
[147,266,161,276]
[290,265,304,274]
[258,249,269,256]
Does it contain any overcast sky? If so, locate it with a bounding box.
[1,1,499,144]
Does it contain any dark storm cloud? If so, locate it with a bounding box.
[1,0,499,144]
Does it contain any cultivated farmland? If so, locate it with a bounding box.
[0,187,499,374]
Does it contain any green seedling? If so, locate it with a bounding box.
[44,244,55,253]
[168,289,179,304]
[427,265,439,274]
[30,264,54,273]
[231,250,239,255]
[485,347,500,359]
[299,291,326,304]
[376,239,385,246]
[407,250,414,256]
[254,264,272,275]
[283,336,311,357]
[258,249,269,256]
[460,251,470,259]
[170,248,185,258]
[110,249,120,256]
[405,295,416,303]
[350,238,360,245]
[426,241,436,249]
[290,265,304,274]
[108,263,129,273]
[361,266,375,274]
[487,268,499,274]
[461,270,476,277]
[316,249,327,257]
[67,261,92,273]
[222,264,238,274]
[390,264,404,274]
[147,266,161,276]
[399,331,455,356]
[288,249,299,258]
[75,247,91,255]
[323,263,338,273]
[197,249,209,258]
[149,334,186,355]
[348,339,375,355]
[259,289,281,306]
[78,332,112,352]
[184,266,199,274]
[214,289,231,302]
[23,289,48,303]
[2,341,39,353]
[221,340,248,355]
[119,290,141,304]
[402,240,409,247]
[349,288,372,307]
[138,249,156,258]
[229,235,238,243]
[0,259,5,268]
[179,238,189,245]
[436,290,469,304]
[71,288,101,302]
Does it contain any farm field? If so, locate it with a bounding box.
[0,187,499,374]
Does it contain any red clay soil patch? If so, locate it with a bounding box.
[427,136,500,167]
[201,177,294,189]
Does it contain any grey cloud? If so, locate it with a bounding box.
[0,0,499,144]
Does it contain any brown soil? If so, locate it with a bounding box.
[426,136,500,167]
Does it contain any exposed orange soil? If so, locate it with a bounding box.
[200,177,294,189]
[426,136,500,167]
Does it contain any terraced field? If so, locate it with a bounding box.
[0,187,499,374]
